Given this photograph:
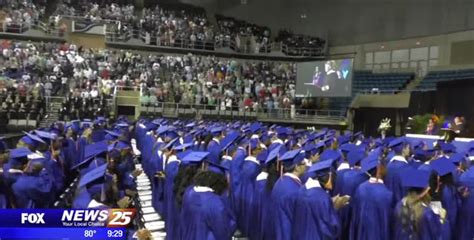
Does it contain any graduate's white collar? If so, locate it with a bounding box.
[284,173,301,183]
[245,156,259,165]
[469,156,474,161]
[368,177,384,184]
[167,155,180,164]
[272,139,284,145]
[337,162,350,171]
[390,155,408,164]
[193,186,214,193]
[222,155,232,161]
[138,123,146,129]
[88,199,106,208]
[8,169,23,174]
[212,138,220,144]
[305,177,321,189]
[28,151,44,159]
[251,134,259,139]
[256,172,268,181]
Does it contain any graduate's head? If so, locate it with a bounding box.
[194,170,228,196]
[308,158,336,190]
[29,162,44,175]
[281,149,309,176]
[9,147,32,170]
[389,138,410,157]
[430,157,456,189]
[401,169,432,204]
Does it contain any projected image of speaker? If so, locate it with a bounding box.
[296,59,353,97]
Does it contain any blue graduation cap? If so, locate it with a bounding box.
[82,120,93,129]
[10,147,32,157]
[156,125,169,135]
[173,142,193,151]
[276,127,289,138]
[360,155,379,173]
[220,131,241,151]
[34,130,57,141]
[211,127,224,136]
[265,145,283,164]
[280,149,306,167]
[152,119,164,126]
[249,122,262,134]
[20,131,46,147]
[400,169,430,188]
[257,149,269,164]
[78,164,108,188]
[307,158,336,177]
[460,168,474,188]
[162,138,180,151]
[303,143,316,153]
[338,135,350,145]
[207,161,229,175]
[181,151,209,164]
[439,142,456,153]
[115,122,129,128]
[450,152,466,164]
[340,143,357,154]
[71,141,108,170]
[319,149,341,162]
[430,157,456,176]
[467,141,474,154]
[347,149,366,167]
[388,137,407,152]
[104,130,121,138]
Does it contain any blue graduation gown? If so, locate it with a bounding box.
[271,174,302,240]
[349,180,394,240]
[229,148,247,214]
[179,187,237,240]
[337,169,369,240]
[333,166,350,196]
[292,183,340,240]
[394,200,445,240]
[12,171,53,208]
[440,185,460,238]
[0,170,9,209]
[64,138,78,167]
[91,129,106,143]
[207,139,221,164]
[385,159,410,202]
[151,150,165,216]
[253,175,275,240]
[456,167,474,240]
[235,158,261,238]
[164,160,180,240]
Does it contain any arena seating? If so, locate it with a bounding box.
[416,69,474,90]
[353,71,414,92]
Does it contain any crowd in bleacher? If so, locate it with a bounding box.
[0,0,45,33]
[276,30,326,56]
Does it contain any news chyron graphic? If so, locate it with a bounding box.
[0,209,135,239]
[296,59,353,97]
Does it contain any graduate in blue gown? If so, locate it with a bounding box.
[292,158,347,240]
[385,138,411,202]
[394,168,447,240]
[207,127,224,164]
[235,139,263,238]
[253,147,280,240]
[430,157,461,238]
[12,162,54,208]
[179,162,236,240]
[349,154,394,240]
[337,148,369,240]
[271,149,310,240]
[458,160,474,240]
[163,144,192,240]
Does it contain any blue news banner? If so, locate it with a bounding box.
[0,209,136,239]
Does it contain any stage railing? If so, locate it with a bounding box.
[140,102,346,120]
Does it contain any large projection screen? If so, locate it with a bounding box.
[296,59,353,97]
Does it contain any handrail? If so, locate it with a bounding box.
[0,21,64,37]
[139,101,346,119]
